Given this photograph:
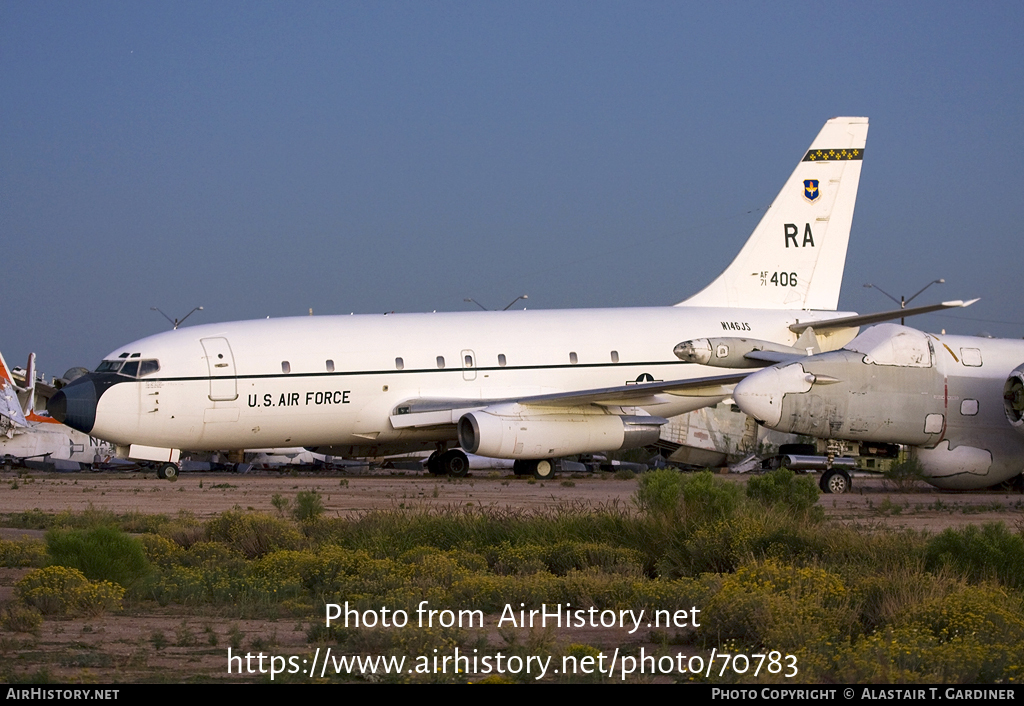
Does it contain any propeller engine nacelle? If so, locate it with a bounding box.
[1003,363,1024,435]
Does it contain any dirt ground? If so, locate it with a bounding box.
[0,468,1021,683]
[0,467,1021,531]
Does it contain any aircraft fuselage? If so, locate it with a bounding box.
[52,306,857,457]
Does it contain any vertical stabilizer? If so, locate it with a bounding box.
[0,350,29,428]
[677,117,868,310]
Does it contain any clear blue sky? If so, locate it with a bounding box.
[2,2,1022,377]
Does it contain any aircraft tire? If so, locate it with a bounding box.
[426,452,444,476]
[512,460,530,477]
[532,459,556,480]
[819,469,850,494]
[156,464,166,480]
[160,463,179,482]
[441,450,470,478]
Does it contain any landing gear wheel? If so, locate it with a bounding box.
[158,463,179,482]
[439,450,470,478]
[532,458,556,480]
[819,469,850,494]
[512,460,530,477]
[426,451,444,476]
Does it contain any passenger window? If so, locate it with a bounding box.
[498,354,506,367]
[437,356,445,369]
[395,357,404,370]
[326,360,335,372]
[464,354,473,367]
[611,351,619,363]
[569,352,578,365]
[281,361,291,374]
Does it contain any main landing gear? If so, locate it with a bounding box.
[512,458,557,480]
[819,468,851,494]
[426,449,470,477]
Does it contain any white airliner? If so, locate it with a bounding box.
[50,117,877,480]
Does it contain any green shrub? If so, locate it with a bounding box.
[17,566,124,616]
[680,471,742,528]
[293,490,325,523]
[139,534,184,567]
[882,455,925,491]
[205,510,303,558]
[633,468,682,519]
[746,468,821,517]
[0,538,47,568]
[925,522,1024,590]
[1,604,43,632]
[45,526,150,588]
[700,559,855,650]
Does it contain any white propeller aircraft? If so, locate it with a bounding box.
[733,324,1024,490]
[51,117,890,480]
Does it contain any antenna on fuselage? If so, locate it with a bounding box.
[151,306,204,329]
[463,295,528,311]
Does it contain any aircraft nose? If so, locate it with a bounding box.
[47,377,98,434]
[733,363,815,428]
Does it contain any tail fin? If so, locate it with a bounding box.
[677,117,868,310]
[0,350,29,428]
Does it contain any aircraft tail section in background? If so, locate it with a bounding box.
[0,350,30,429]
[678,116,868,311]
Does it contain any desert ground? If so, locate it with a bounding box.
[0,467,1021,531]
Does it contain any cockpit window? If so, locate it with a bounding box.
[139,360,160,377]
[844,324,933,368]
[120,361,140,378]
[96,360,124,373]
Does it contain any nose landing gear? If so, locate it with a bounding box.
[156,462,179,482]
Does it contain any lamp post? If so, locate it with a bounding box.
[863,279,944,325]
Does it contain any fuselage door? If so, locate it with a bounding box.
[200,337,238,401]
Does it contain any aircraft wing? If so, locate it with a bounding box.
[389,372,749,429]
[790,299,979,333]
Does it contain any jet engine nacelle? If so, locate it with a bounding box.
[673,337,803,368]
[1004,363,1024,435]
[457,404,665,459]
